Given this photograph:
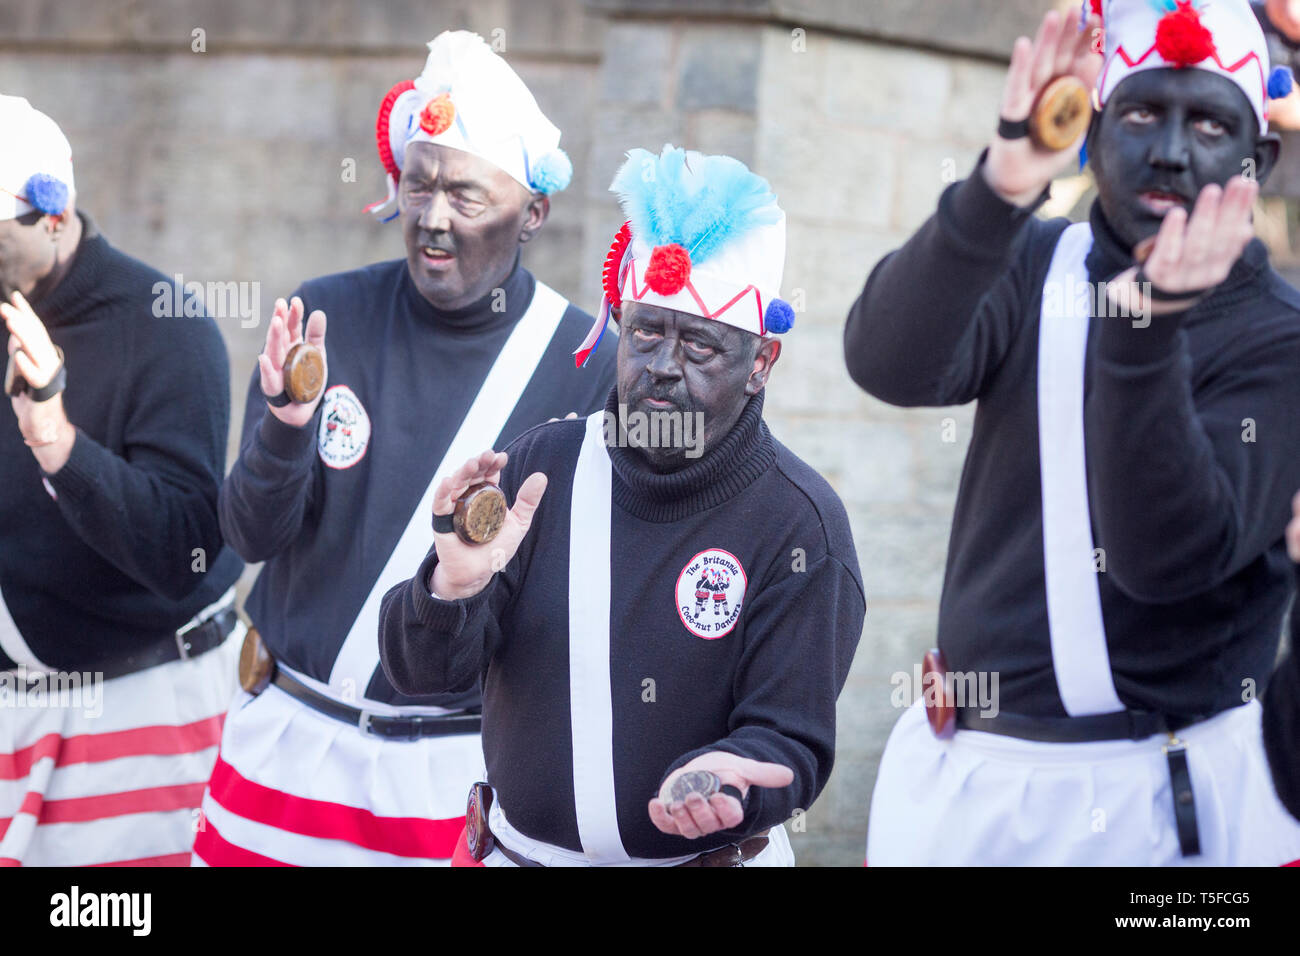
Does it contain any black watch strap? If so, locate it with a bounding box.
[1134,267,1212,303]
[432,512,456,534]
[29,357,67,402]
[264,389,292,407]
[997,116,1031,140]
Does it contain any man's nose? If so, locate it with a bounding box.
[1148,116,1191,172]
[646,338,684,380]
[418,190,453,232]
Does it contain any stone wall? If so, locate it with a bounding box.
[1,0,1069,865]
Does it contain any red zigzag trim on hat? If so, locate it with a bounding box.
[1099,45,1266,108]
[375,79,416,181]
[623,261,768,334]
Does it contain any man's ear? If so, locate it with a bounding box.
[520,192,550,244]
[44,211,68,237]
[745,337,781,396]
[1253,132,1282,187]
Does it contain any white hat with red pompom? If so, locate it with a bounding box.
[364,31,572,221]
[574,145,794,369]
[1093,0,1287,131]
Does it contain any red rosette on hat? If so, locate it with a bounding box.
[419,93,456,137]
[1155,0,1216,68]
[375,79,416,181]
[602,221,633,306]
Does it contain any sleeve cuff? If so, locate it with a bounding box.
[409,546,496,632]
[43,427,103,503]
[941,151,1050,255]
[255,406,321,461]
[1097,311,1186,366]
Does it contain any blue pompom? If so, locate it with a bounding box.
[23,173,68,216]
[764,298,795,335]
[1270,65,1294,101]
[530,148,572,194]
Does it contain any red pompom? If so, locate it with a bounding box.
[1155,1,1216,68]
[375,80,415,180]
[602,221,633,305]
[1089,0,1102,19]
[644,244,692,296]
[419,93,456,136]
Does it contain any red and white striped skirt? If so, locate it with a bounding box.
[0,624,242,867]
[191,678,484,866]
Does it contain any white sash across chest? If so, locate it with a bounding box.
[328,281,569,697]
[1036,222,1125,716]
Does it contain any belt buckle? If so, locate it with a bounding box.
[358,710,375,735]
[174,618,199,661]
[716,844,745,867]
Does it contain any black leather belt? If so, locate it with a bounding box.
[88,605,239,681]
[955,707,1201,743]
[270,667,482,740]
[955,706,1207,857]
[493,832,770,868]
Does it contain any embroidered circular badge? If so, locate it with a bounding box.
[317,385,371,469]
[675,549,747,640]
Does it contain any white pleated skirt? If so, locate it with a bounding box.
[867,698,1300,866]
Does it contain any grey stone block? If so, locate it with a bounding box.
[676,25,760,113]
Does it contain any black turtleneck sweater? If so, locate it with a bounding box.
[379,387,866,859]
[221,256,616,708]
[844,160,1300,720]
[0,212,244,676]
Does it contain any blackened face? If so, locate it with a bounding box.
[0,212,55,300]
[398,142,544,311]
[1090,69,1274,250]
[616,302,770,473]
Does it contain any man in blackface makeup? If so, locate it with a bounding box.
[192,32,616,867]
[379,145,865,867]
[846,0,1300,865]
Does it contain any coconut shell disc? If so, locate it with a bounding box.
[238,627,274,695]
[283,342,325,404]
[453,482,507,544]
[1029,75,1092,152]
[668,770,721,804]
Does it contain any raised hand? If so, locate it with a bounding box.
[1140,176,1258,298]
[427,449,548,600]
[1108,176,1259,318]
[985,9,1103,205]
[648,751,795,840]
[259,296,327,427]
[4,291,74,469]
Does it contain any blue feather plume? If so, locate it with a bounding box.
[610,145,780,265]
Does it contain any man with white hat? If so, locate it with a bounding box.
[847,0,1300,865]
[0,95,245,865]
[379,145,865,867]
[192,31,616,866]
